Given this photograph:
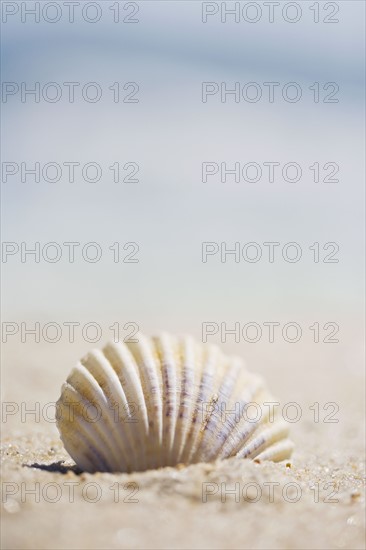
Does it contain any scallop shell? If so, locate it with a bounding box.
[56,333,294,473]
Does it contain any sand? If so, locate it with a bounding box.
[1,340,365,550]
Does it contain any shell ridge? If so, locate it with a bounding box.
[127,335,163,469]
[153,333,179,465]
[172,336,196,464]
[56,333,294,472]
[191,356,243,463]
[103,341,149,470]
[56,383,122,472]
[180,345,219,464]
[66,364,129,471]
[236,421,290,459]
[82,349,142,470]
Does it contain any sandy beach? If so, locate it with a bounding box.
[2,2,365,548]
[1,339,365,550]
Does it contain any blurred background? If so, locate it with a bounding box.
[1,1,365,446]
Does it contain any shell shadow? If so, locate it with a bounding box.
[25,461,82,475]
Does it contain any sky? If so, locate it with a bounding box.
[1,1,365,375]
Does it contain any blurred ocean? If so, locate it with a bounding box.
[1,1,364,377]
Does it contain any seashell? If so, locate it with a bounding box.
[56,333,294,473]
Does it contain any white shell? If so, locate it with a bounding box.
[56,333,294,472]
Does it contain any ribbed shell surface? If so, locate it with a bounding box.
[56,333,294,473]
